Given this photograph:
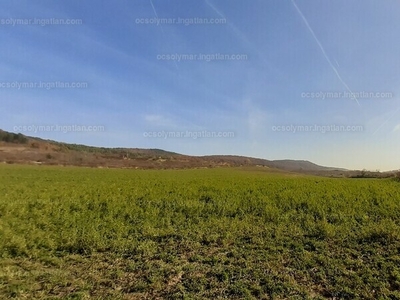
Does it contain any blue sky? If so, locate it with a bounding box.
[1,0,399,171]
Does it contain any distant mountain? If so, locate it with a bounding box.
[267,160,348,172]
[0,129,396,177]
[199,156,340,171]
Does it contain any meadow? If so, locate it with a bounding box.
[0,164,399,299]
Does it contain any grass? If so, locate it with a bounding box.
[0,164,400,299]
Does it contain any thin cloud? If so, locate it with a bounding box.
[205,0,225,19]
[149,0,160,22]
[148,0,164,35]
[291,0,360,106]
[148,0,179,70]
[373,106,400,135]
[144,114,176,128]
[205,0,279,74]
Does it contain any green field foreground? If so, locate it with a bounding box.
[0,165,400,299]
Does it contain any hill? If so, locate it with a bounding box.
[0,129,396,177]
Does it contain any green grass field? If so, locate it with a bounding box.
[1,165,400,299]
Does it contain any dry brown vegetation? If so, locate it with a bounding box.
[0,129,398,177]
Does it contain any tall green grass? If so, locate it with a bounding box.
[1,165,399,299]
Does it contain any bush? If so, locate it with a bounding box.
[0,131,28,144]
[395,172,400,182]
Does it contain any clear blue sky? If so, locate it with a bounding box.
[1,0,399,171]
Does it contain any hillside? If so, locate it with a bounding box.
[0,129,395,177]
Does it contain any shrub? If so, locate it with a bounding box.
[0,131,28,144]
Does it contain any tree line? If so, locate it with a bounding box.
[0,131,28,144]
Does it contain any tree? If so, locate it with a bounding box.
[0,131,28,144]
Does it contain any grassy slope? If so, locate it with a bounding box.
[0,165,400,299]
